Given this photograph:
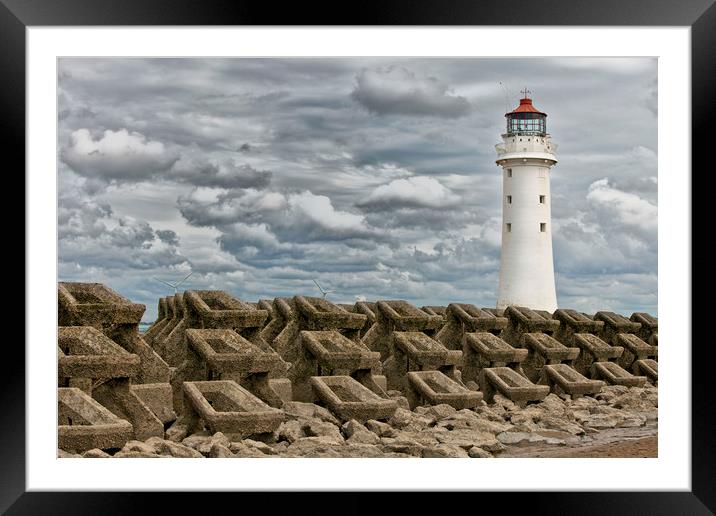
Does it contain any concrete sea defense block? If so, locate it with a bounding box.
[300,330,380,372]
[539,364,604,397]
[58,326,140,381]
[406,370,483,410]
[353,301,378,338]
[519,332,581,383]
[184,290,269,329]
[633,358,658,384]
[594,311,641,344]
[58,282,145,327]
[289,330,382,402]
[435,303,508,350]
[376,300,443,332]
[615,333,658,369]
[310,375,398,422]
[631,312,658,342]
[58,387,133,453]
[572,333,623,361]
[393,331,462,367]
[464,332,529,365]
[479,367,550,407]
[176,328,289,410]
[294,296,366,331]
[591,361,647,387]
[522,333,580,363]
[502,306,560,346]
[186,329,283,374]
[182,380,284,438]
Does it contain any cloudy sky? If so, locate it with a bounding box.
[57,58,657,321]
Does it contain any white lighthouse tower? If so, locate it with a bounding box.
[495,90,558,312]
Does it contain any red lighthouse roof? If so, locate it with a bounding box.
[505,90,546,117]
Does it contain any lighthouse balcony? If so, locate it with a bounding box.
[496,140,557,155]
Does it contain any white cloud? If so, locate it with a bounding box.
[360,176,461,209]
[587,178,657,232]
[62,128,179,181]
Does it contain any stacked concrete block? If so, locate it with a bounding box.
[435,303,508,351]
[58,387,134,453]
[420,305,447,335]
[631,312,658,346]
[57,326,165,445]
[365,300,480,410]
[594,311,657,375]
[169,290,290,413]
[261,296,366,363]
[461,332,548,406]
[291,330,386,401]
[58,283,175,445]
[182,380,284,440]
[142,297,169,344]
[180,328,291,408]
[352,301,378,339]
[310,375,398,423]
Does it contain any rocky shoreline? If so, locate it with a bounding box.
[60,384,657,459]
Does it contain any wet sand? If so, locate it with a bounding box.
[498,425,658,458]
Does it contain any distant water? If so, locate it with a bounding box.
[139,322,152,334]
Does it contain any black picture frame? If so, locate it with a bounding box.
[7,0,710,512]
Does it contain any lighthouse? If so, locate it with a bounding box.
[495,90,558,312]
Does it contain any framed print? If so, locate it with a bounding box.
[9,0,711,512]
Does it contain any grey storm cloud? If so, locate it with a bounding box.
[57,57,658,320]
[155,229,180,246]
[351,66,472,118]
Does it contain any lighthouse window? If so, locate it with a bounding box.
[507,195,512,204]
[540,223,547,232]
[507,169,512,177]
[506,223,512,232]
[539,195,545,204]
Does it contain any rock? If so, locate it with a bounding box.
[465,381,480,391]
[366,419,397,437]
[282,402,340,425]
[537,394,568,415]
[424,404,457,420]
[493,394,519,412]
[387,408,414,429]
[58,449,82,458]
[380,437,424,457]
[467,417,513,434]
[497,431,533,444]
[113,451,162,458]
[342,420,380,445]
[242,439,277,455]
[182,432,231,455]
[230,442,267,457]
[145,437,204,458]
[611,392,655,411]
[340,444,395,458]
[496,431,566,446]
[537,416,585,436]
[422,444,469,458]
[435,429,502,451]
[81,448,111,458]
[277,420,305,444]
[616,415,647,428]
[285,437,344,458]
[121,440,158,455]
[303,420,344,444]
[208,443,234,458]
[164,420,189,442]
[468,446,493,458]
